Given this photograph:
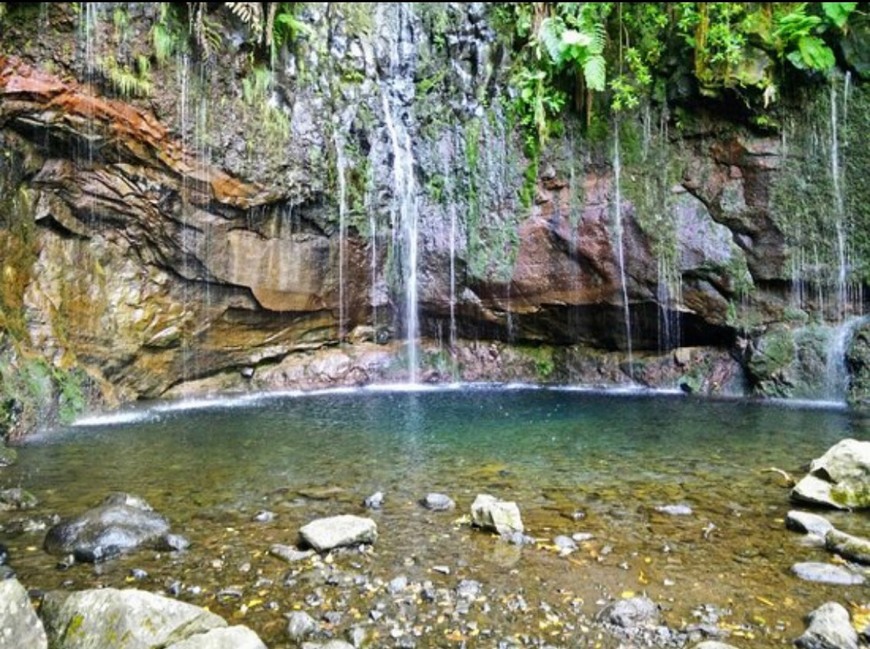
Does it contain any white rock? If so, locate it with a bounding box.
[470,494,523,535]
[298,515,377,552]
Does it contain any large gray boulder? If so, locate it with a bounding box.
[470,494,524,535]
[792,439,870,509]
[43,493,174,561]
[795,602,858,649]
[298,515,377,552]
[39,588,265,649]
[0,578,47,649]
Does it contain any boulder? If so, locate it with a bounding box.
[39,588,227,649]
[0,578,47,649]
[43,493,172,561]
[470,494,524,535]
[795,602,858,649]
[810,439,870,483]
[792,439,870,509]
[791,562,865,585]
[298,515,377,552]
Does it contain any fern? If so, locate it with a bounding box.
[226,1,264,41]
[583,54,606,92]
[539,17,566,64]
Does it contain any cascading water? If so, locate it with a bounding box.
[334,132,349,342]
[612,122,633,377]
[378,3,420,383]
[830,79,848,320]
[823,316,867,402]
[441,141,458,378]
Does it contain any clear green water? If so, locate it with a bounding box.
[1,386,868,647]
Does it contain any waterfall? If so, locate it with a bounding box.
[829,80,848,320]
[441,142,458,378]
[378,3,419,383]
[613,122,633,377]
[381,90,419,382]
[334,132,349,342]
[823,316,867,402]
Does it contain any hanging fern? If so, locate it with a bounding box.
[225,1,264,42]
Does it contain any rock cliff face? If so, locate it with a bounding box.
[0,3,866,430]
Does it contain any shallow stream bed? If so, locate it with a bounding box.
[1,386,868,647]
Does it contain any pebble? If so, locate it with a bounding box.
[388,575,408,594]
[655,504,693,516]
[0,543,8,565]
[129,568,148,581]
[553,535,577,554]
[456,579,482,600]
[364,491,385,509]
[158,534,190,551]
[432,565,450,575]
[571,532,594,543]
[252,510,276,523]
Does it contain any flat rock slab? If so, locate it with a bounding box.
[791,562,865,585]
[0,578,47,649]
[298,515,377,552]
[40,588,226,649]
[786,510,834,537]
[791,475,847,510]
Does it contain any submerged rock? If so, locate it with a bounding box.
[298,515,377,552]
[363,491,385,510]
[421,493,455,511]
[600,596,661,629]
[0,578,47,649]
[286,610,318,642]
[270,544,314,563]
[655,504,693,516]
[692,643,740,649]
[0,487,38,510]
[43,493,172,561]
[795,602,858,649]
[791,562,865,585]
[470,494,523,535]
[0,445,17,467]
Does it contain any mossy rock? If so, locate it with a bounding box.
[846,322,870,409]
[0,445,17,467]
[746,326,796,397]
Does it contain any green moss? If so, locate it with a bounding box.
[831,481,870,509]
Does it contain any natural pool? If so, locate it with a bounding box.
[1,386,868,647]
